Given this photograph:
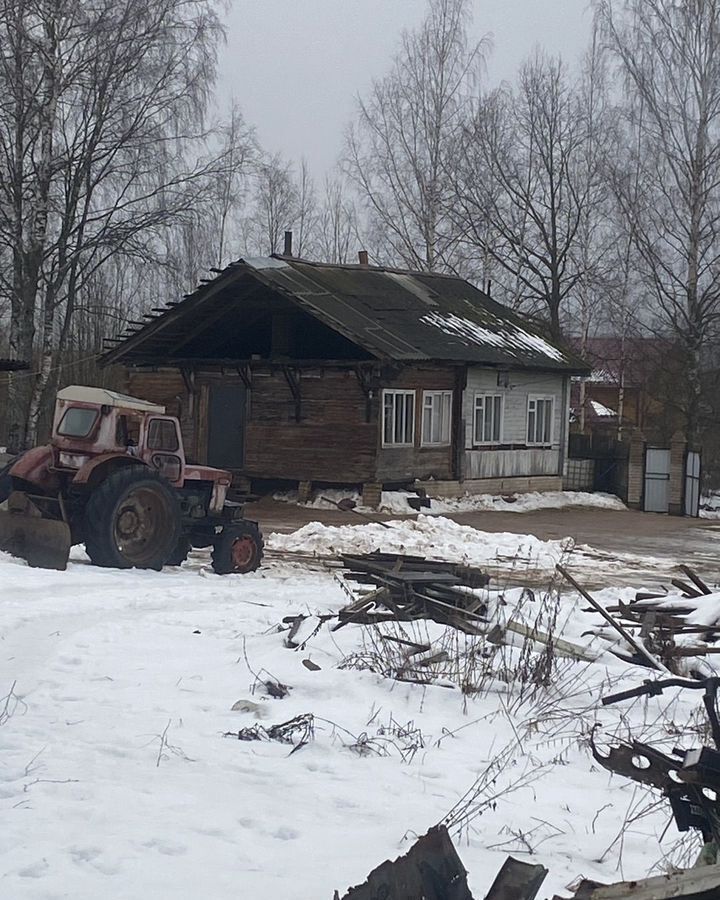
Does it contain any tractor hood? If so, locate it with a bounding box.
[184,465,231,486]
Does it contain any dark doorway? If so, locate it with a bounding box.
[207,383,246,468]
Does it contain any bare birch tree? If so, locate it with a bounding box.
[214,101,258,268]
[316,175,358,264]
[344,0,487,272]
[250,152,299,256]
[597,0,720,440]
[0,0,225,447]
[451,53,595,339]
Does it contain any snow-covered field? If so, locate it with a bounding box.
[0,524,705,899]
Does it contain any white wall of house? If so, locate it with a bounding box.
[462,368,568,481]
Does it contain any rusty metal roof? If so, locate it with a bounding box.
[101,256,589,373]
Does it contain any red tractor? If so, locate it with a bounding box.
[0,386,263,573]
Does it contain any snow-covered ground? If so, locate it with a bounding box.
[267,514,671,587]
[0,527,705,899]
[275,488,627,516]
[700,492,720,519]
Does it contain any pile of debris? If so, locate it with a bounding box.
[567,564,720,673]
[336,825,720,899]
[334,552,490,634]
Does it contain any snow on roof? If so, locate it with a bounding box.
[590,399,617,418]
[420,311,566,363]
[57,385,165,414]
[241,256,290,270]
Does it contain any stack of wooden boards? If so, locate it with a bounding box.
[334,552,490,635]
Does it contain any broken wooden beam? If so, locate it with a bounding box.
[680,565,713,596]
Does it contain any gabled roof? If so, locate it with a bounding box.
[101,256,589,373]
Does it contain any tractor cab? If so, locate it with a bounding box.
[52,386,187,485]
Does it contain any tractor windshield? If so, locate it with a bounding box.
[57,406,98,438]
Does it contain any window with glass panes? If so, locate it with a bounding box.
[527,396,554,445]
[473,394,503,444]
[421,391,452,445]
[382,390,415,446]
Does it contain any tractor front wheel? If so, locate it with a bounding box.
[84,466,181,570]
[211,522,263,575]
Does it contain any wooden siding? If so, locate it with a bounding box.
[126,370,197,456]
[462,368,566,479]
[127,365,376,482]
[375,366,459,483]
[243,368,376,482]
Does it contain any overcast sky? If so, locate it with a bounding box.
[217,1,594,179]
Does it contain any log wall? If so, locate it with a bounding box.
[124,363,460,485]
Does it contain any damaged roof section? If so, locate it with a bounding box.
[101,255,589,373]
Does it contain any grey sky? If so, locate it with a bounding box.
[218,1,593,178]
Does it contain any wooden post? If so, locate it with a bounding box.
[361,482,382,509]
[669,430,687,516]
[626,428,645,510]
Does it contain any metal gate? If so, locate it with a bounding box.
[644,448,671,513]
[685,451,701,517]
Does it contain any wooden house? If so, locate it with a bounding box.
[100,255,589,504]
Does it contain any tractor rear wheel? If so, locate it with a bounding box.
[166,536,191,566]
[84,466,181,570]
[211,522,263,575]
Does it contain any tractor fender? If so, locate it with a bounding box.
[72,453,148,488]
[8,445,61,493]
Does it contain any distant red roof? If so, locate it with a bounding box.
[571,337,670,387]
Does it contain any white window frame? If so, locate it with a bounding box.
[421,391,453,446]
[527,395,555,446]
[382,389,416,447]
[473,393,504,446]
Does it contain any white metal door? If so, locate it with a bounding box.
[644,448,671,513]
[685,451,701,517]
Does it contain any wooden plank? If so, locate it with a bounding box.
[583,865,720,899]
[671,578,703,598]
[680,565,714,596]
